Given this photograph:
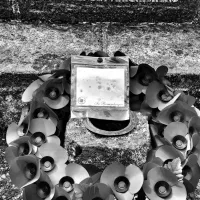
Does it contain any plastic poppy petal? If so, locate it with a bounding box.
[81,164,101,176]
[38,143,68,165]
[23,184,43,200]
[5,146,19,166]
[22,79,43,102]
[140,100,152,116]
[146,81,165,109]
[130,65,139,78]
[157,101,197,125]
[65,163,90,184]
[18,106,30,126]
[38,74,52,82]
[130,77,145,95]
[193,106,200,117]
[125,164,144,194]
[169,182,187,200]
[188,116,200,137]
[6,123,20,145]
[29,118,56,137]
[163,122,188,142]
[9,154,40,188]
[143,180,162,200]
[185,134,192,154]
[62,79,71,95]
[100,162,125,189]
[52,185,71,200]
[183,154,200,193]
[147,167,178,186]
[30,99,58,127]
[80,172,102,185]
[32,144,38,154]
[46,135,61,146]
[144,181,187,200]
[111,188,134,200]
[37,170,55,200]
[47,163,67,186]
[155,145,184,163]
[44,95,69,109]
[179,92,196,106]
[143,162,159,180]
[156,65,168,78]
[82,183,115,200]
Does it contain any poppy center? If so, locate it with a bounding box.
[33,108,49,119]
[31,132,46,147]
[59,176,74,193]
[17,124,27,136]
[170,111,184,122]
[172,135,187,150]
[154,181,171,198]
[114,176,130,193]
[140,74,153,86]
[40,156,55,172]
[46,87,60,100]
[158,90,173,102]
[24,163,37,180]
[118,181,126,189]
[18,143,30,156]
[36,181,51,199]
[158,186,167,194]
[35,137,42,143]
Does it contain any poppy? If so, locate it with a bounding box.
[52,185,71,200]
[130,64,157,95]
[22,79,44,103]
[22,74,52,103]
[29,118,59,153]
[157,100,197,125]
[30,98,58,127]
[37,143,69,185]
[100,162,143,200]
[58,163,90,198]
[163,122,192,159]
[9,154,40,188]
[6,117,29,146]
[145,81,181,111]
[5,136,36,166]
[146,145,185,167]
[143,167,186,200]
[182,154,200,193]
[42,78,70,110]
[188,116,200,148]
[174,91,196,107]
[23,170,55,200]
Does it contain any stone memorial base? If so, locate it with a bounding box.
[64,111,151,170]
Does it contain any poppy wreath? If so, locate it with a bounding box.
[4,50,200,200]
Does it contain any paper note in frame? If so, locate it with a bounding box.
[71,55,130,121]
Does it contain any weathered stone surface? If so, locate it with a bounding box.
[65,111,151,169]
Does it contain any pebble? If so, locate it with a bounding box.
[1,174,6,179]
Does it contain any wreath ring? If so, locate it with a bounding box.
[4,50,200,200]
